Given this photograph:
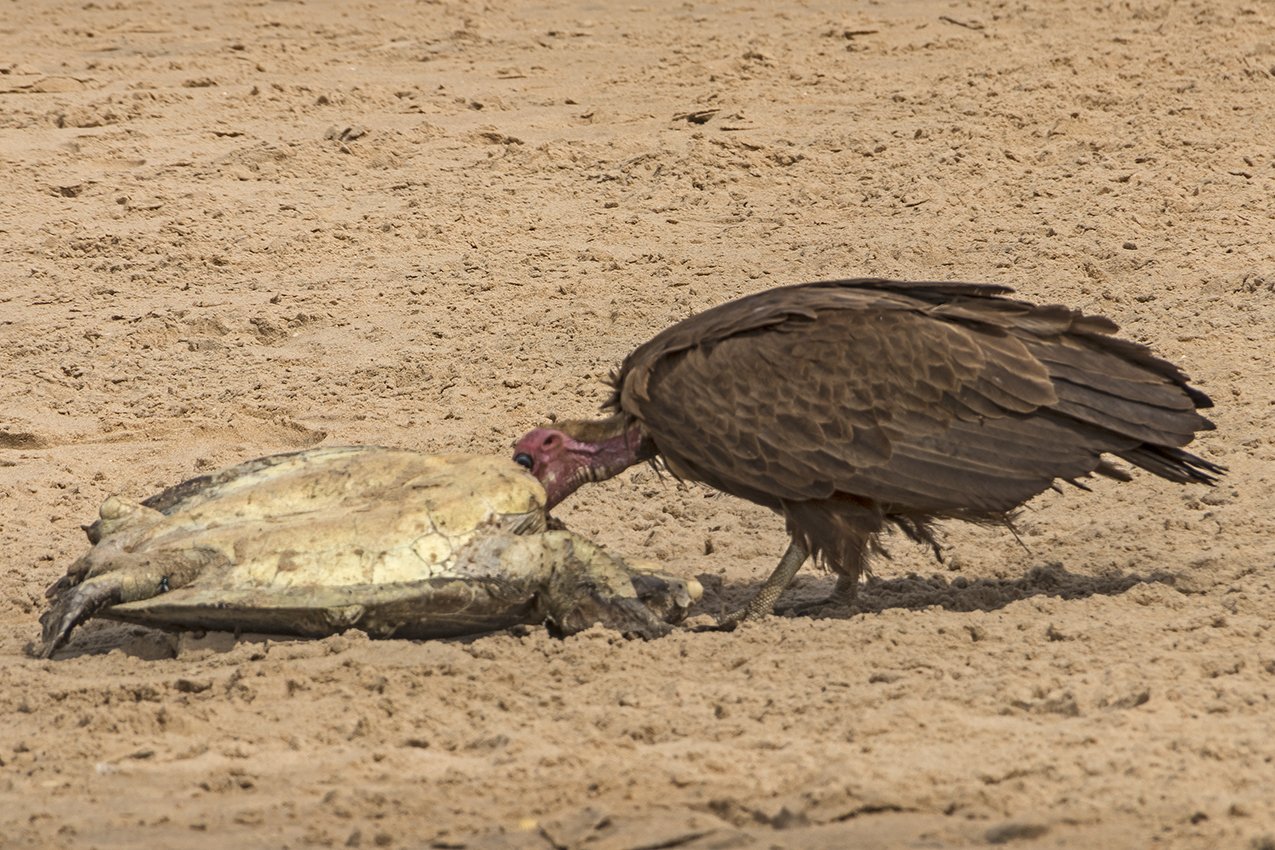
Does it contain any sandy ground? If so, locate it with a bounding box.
[2,0,1274,847]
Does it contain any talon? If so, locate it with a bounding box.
[715,600,770,630]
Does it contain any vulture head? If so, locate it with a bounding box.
[513,415,649,509]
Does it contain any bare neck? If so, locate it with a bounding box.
[585,423,653,482]
[560,416,654,484]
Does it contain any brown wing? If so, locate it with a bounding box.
[615,279,1217,514]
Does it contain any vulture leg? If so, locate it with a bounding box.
[827,574,860,606]
[782,573,860,617]
[718,539,809,628]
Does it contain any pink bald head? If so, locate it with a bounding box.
[513,419,650,509]
[514,427,585,508]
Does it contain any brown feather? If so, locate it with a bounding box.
[608,279,1221,578]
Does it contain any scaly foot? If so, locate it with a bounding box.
[714,540,811,629]
[778,574,860,617]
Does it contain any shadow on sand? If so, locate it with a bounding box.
[698,561,1185,620]
[32,562,1187,659]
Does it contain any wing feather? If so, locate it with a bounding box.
[615,279,1216,513]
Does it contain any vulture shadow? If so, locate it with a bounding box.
[31,563,1183,659]
[697,562,1183,620]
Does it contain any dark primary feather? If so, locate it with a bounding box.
[608,279,1220,574]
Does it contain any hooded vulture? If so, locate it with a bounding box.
[513,279,1221,625]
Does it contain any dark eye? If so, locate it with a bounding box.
[514,452,534,470]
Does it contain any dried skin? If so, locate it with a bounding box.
[40,449,700,656]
